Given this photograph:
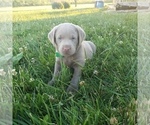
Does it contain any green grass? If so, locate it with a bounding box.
[13,8,137,125]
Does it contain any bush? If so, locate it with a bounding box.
[62,1,70,9]
[52,2,64,9]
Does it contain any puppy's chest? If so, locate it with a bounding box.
[62,57,74,67]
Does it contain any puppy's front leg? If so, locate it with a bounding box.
[67,66,81,93]
[48,60,61,85]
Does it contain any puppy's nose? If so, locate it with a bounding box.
[62,46,71,52]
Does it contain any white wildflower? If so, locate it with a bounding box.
[119,41,123,44]
[0,69,6,76]
[132,49,135,52]
[49,95,54,100]
[147,100,150,105]
[58,101,63,106]
[79,81,85,86]
[93,70,99,75]
[29,78,34,82]
[12,69,17,76]
[110,117,118,125]
[19,47,23,52]
[143,48,146,52]
[31,58,35,63]
[112,107,117,111]
[8,47,12,52]
[122,26,126,29]
[23,46,27,51]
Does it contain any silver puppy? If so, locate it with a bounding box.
[48,23,96,93]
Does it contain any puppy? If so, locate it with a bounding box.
[48,23,96,93]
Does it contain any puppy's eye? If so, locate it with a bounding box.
[71,36,75,40]
[58,36,62,40]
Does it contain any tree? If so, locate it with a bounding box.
[74,0,77,7]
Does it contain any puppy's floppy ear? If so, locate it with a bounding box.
[48,26,58,48]
[74,25,86,44]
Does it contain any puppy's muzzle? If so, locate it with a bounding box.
[62,45,71,53]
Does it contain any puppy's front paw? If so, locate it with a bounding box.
[48,80,54,85]
[67,84,78,94]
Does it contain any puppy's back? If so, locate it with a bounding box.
[82,41,96,59]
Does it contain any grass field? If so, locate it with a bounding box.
[13,7,137,125]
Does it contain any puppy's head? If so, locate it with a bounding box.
[48,23,86,57]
